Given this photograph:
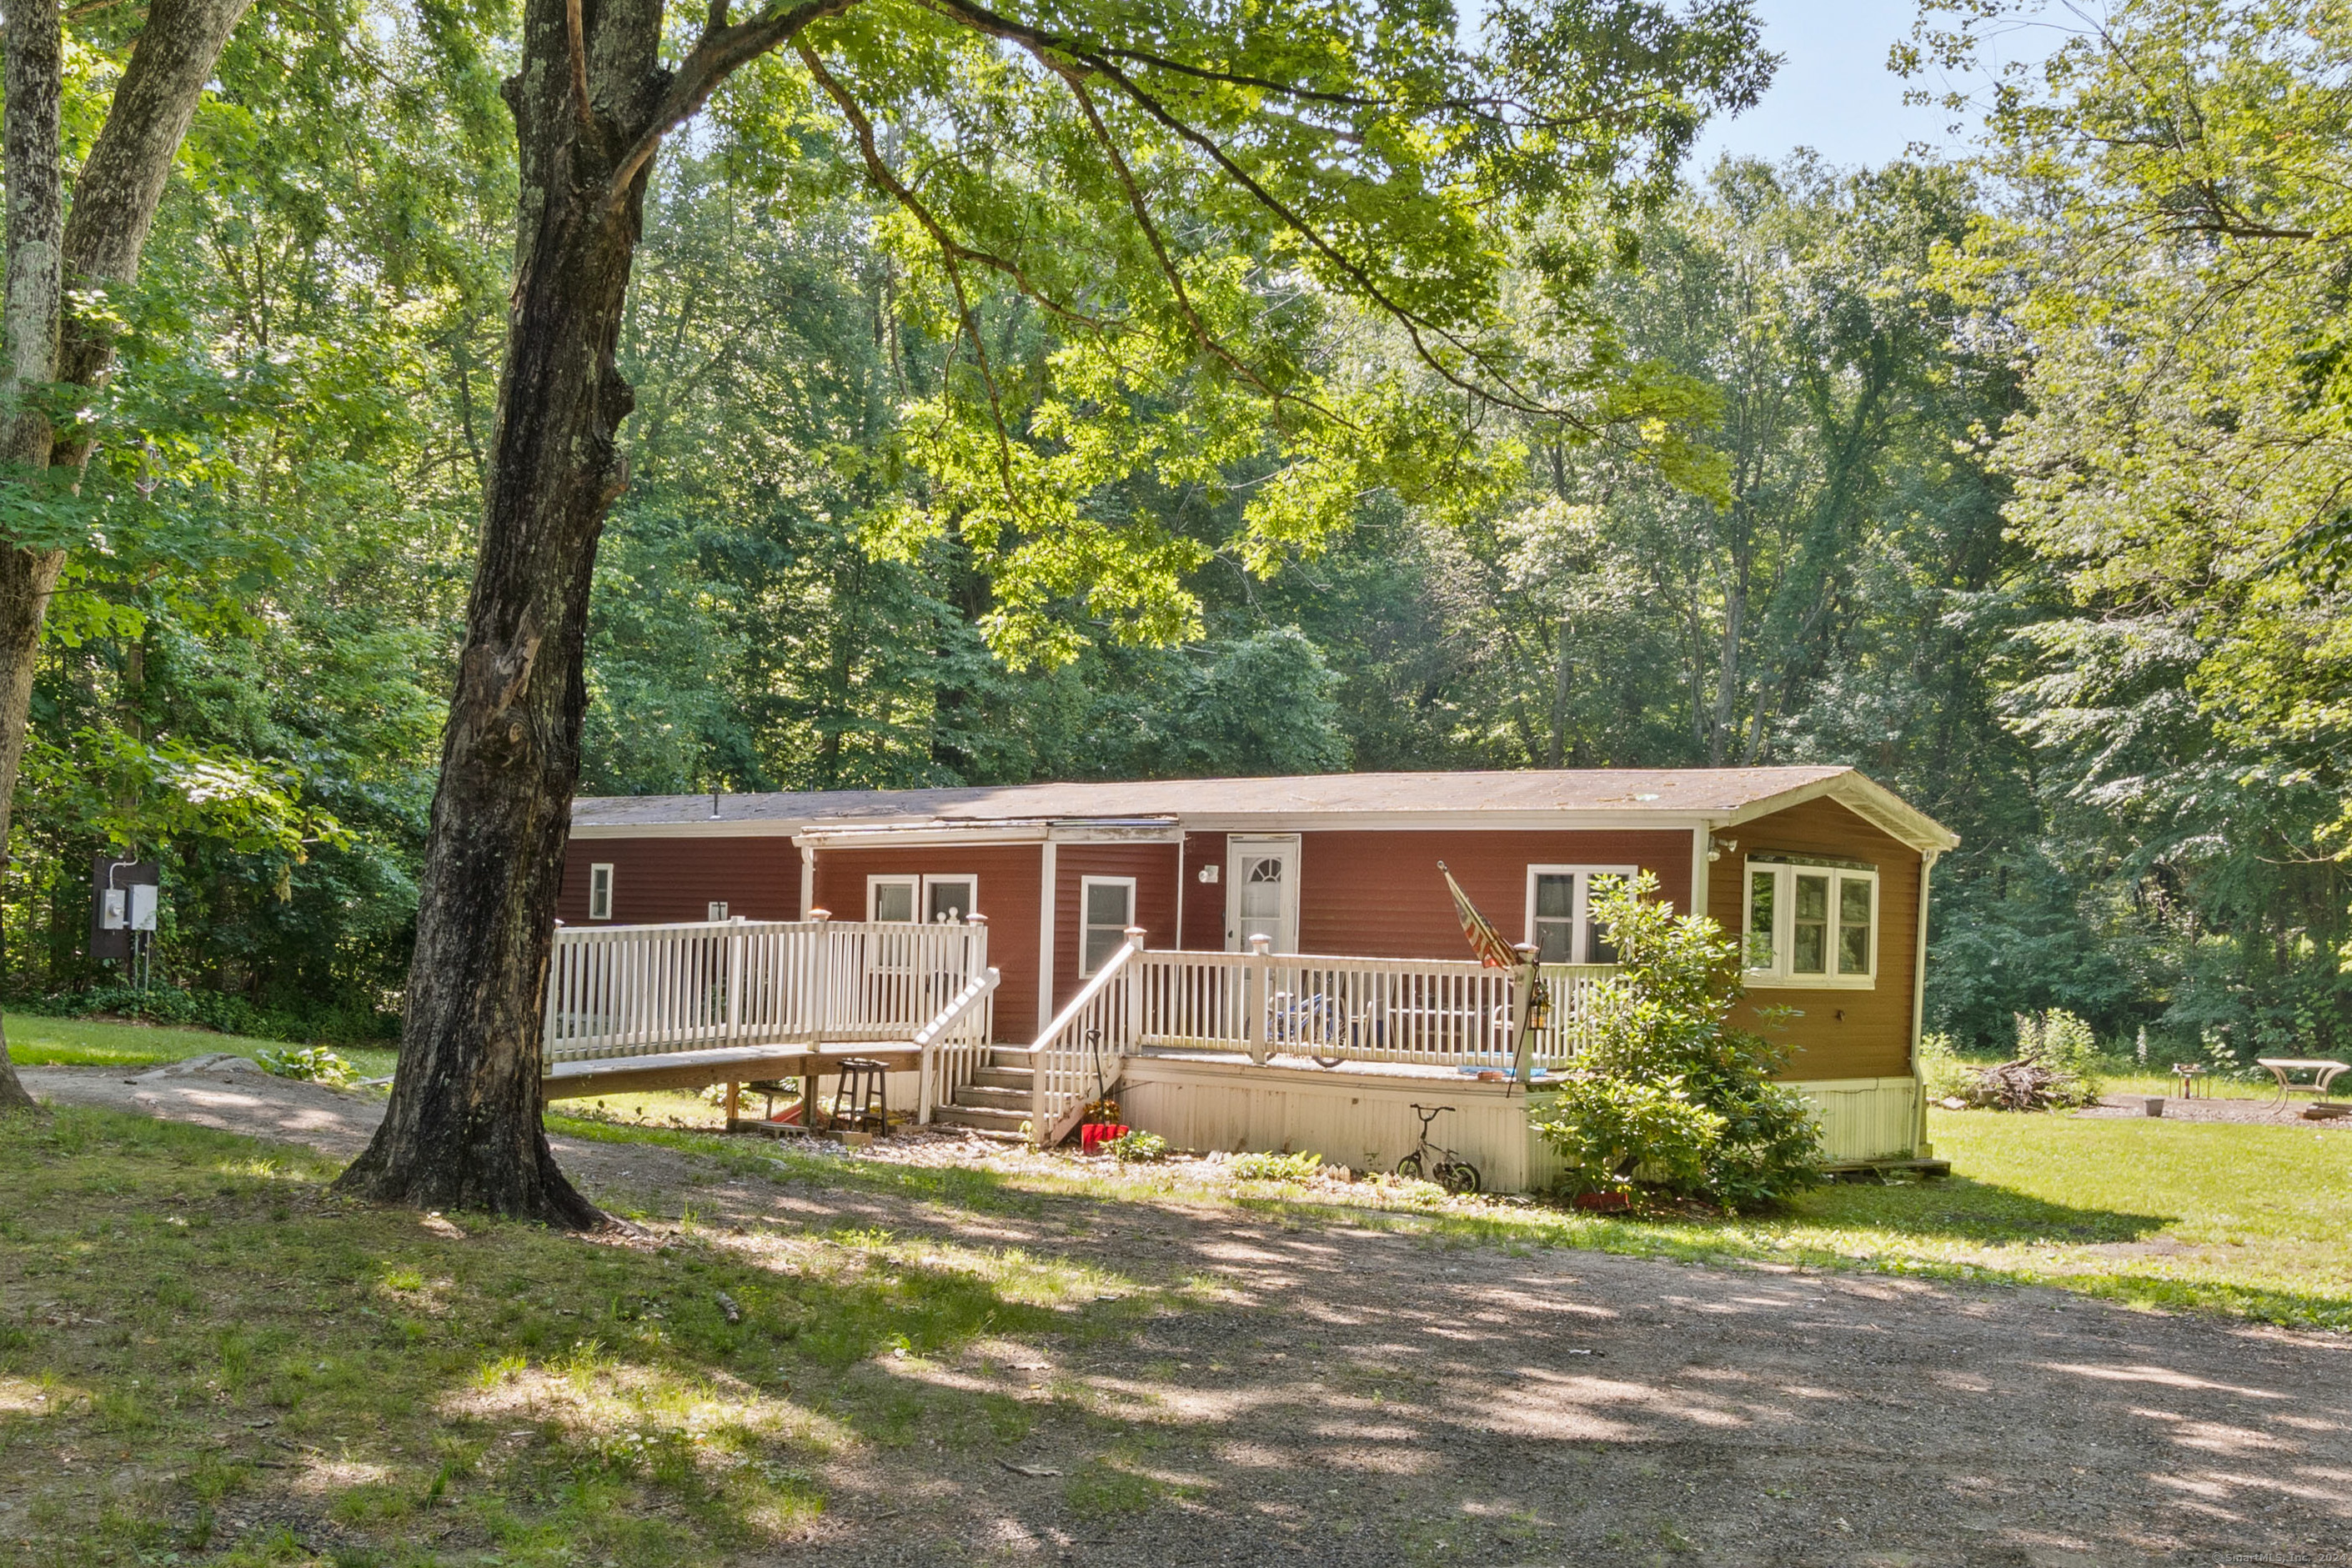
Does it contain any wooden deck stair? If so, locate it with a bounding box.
[934,1048,1035,1140]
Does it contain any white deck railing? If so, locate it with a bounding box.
[1026,929,1145,1147]
[1134,946,1613,1071]
[542,916,992,1065]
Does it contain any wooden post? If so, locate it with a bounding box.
[1509,943,1540,1088]
[1122,927,1146,1050]
[724,1080,740,1132]
[1246,934,1271,1066]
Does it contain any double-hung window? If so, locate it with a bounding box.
[587,864,614,921]
[867,874,981,924]
[1524,865,1637,964]
[1080,877,1137,975]
[1744,858,1878,986]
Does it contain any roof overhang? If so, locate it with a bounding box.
[1711,771,1958,854]
[792,817,1185,850]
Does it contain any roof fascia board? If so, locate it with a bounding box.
[1174,811,1717,834]
[568,819,814,840]
[1717,772,1958,854]
[577,810,1725,839]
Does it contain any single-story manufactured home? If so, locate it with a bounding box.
[557,767,1957,1175]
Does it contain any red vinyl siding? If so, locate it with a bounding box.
[1180,832,1227,949]
[556,835,801,926]
[1051,843,1182,1013]
[1296,829,1695,959]
[1707,796,1923,1081]
[810,844,1043,1041]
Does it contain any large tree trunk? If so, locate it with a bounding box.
[0,0,253,1112]
[0,0,63,1112]
[333,0,671,1225]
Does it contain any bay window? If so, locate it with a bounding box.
[1744,858,1877,986]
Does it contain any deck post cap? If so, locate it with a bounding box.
[808,908,830,922]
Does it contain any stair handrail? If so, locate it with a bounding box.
[1025,928,1145,1147]
[914,964,1000,1125]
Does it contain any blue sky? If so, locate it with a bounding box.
[1688,0,1965,170]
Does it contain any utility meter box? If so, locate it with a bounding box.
[88,856,160,960]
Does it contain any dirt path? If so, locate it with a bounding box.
[25,1065,2352,1566]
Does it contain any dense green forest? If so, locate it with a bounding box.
[7,0,2346,1062]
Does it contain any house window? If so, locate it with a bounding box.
[868,874,980,924]
[1524,865,1637,964]
[1080,876,1136,975]
[1745,859,1878,986]
[707,901,729,922]
[588,864,614,921]
[868,876,917,923]
[925,877,976,924]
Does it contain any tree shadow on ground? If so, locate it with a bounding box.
[12,1108,2352,1568]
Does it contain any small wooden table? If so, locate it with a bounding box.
[2254,1057,2351,1108]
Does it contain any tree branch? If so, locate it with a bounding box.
[797,40,1022,508]
[601,0,858,212]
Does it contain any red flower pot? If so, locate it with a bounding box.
[1081,1123,1131,1155]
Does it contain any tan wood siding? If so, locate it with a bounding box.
[810,844,1044,1041]
[1708,795,1923,1080]
[555,835,800,927]
[1051,843,1182,1013]
[1296,830,1696,959]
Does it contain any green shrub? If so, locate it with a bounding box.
[1917,1031,1973,1100]
[1530,872,1822,1209]
[1105,1130,1170,1163]
[2015,1009,2104,1105]
[1227,1150,1321,1182]
[17,984,397,1045]
[255,1046,354,1087]
[1527,1073,1721,1195]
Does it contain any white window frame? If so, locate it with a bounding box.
[587,864,614,921]
[921,874,980,925]
[707,900,730,922]
[866,873,981,924]
[1524,865,1637,965]
[1078,875,1137,976]
[1743,859,1878,989]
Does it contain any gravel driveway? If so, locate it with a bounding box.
[23,1064,2352,1566]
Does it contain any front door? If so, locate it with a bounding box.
[1226,835,1301,953]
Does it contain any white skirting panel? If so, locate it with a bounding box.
[1115,1059,1922,1192]
[1118,1056,1549,1190]
[1789,1076,1921,1164]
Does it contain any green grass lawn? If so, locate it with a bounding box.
[0,1110,1166,1568]
[4,1089,2352,1565]
[3,1011,399,1080]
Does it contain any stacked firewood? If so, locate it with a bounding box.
[1946,1055,2091,1112]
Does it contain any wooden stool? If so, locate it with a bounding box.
[830,1059,889,1136]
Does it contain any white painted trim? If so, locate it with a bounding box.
[1522,864,1637,964]
[798,844,815,918]
[1911,849,1939,1158]
[1172,839,1186,953]
[1077,876,1139,976]
[587,864,615,920]
[1037,840,1059,1035]
[574,810,1726,840]
[1718,773,1958,854]
[1226,834,1301,953]
[1690,824,1711,922]
[1743,860,1880,989]
[865,874,920,922]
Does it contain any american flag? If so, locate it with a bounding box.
[1437,860,1521,969]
